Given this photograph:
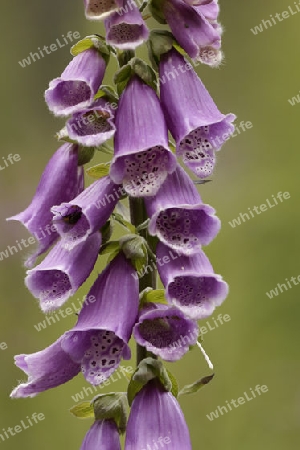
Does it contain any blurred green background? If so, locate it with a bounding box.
[1,0,299,449]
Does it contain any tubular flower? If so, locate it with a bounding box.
[66,98,116,147]
[159,48,235,178]
[7,144,84,268]
[25,233,101,313]
[145,165,220,255]
[61,252,139,386]
[104,0,149,50]
[110,76,177,197]
[10,337,81,398]
[157,241,228,319]
[80,420,121,450]
[162,0,222,66]
[45,48,106,117]
[125,380,192,450]
[51,176,121,250]
[84,0,123,21]
[133,303,198,361]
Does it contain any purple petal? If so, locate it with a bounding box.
[61,252,139,385]
[104,0,149,50]
[145,165,221,254]
[157,241,228,319]
[51,176,121,250]
[162,0,222,65]
[10,336,80,398]
[84,0,123,20]
[133,303,198,361]
[81,421,121,450]
[25,233,101,312]
[66,98,116,147]
[7,144,84,268]
[110,76,177,197]
[160,48,235,178]
[45,48,106,117]
[125,380,192,450]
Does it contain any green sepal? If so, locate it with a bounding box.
[112,213,136,234]
[114,64,133,96]
[178,374,215,397]
[92,393,128,434]
[114,58,157,95]
[78,147,95,166]
[71,35,110,65]
[119,234,148,273]
[86,162,111,180]
[140,288,168,307]
[69,401,94,419]
[147,30,175,70]
[149,0,167,24]
[127,357,178,405]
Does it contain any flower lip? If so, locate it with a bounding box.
[66,99,116,147]
[167,273,228,319]
[104,0,149,50]
[148,203,221,254]
[62,328,131,386]
[84,0,123,20]
[45,48,106,117]
[25,233,101,312]
[111,145,177,197]
[133,304,198,361]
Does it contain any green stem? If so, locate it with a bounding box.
[129,197,156,365]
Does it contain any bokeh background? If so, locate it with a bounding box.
[0,0,299,449]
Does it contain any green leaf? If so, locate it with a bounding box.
[99,240,120,255]
[94,85,119,104]
[112,213,136,233]
[106,249,120,264]
[71,35,110,64]
[140,288,168,306]
[178,374,215,397]
[86,162,111,180]
[69,402,94,419]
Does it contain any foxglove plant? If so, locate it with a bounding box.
[10,0,235,447]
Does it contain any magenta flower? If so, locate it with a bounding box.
[45,48,106,117]
[84,0,123,20]
[61,252,139,385]
[159,48,235,178]
[10,337,81,398]
[110,76,177,197]
[157,241,228,319]
[162,0,222,66]
[66,98,116,147]
[145,165,220,255]
[104,0,149,50]
[133,303,198,361]
[51,176,121,250]
[25,233,101,312]
[125,380,192,449]
[80,421,121,450]
[7,144,84,268]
